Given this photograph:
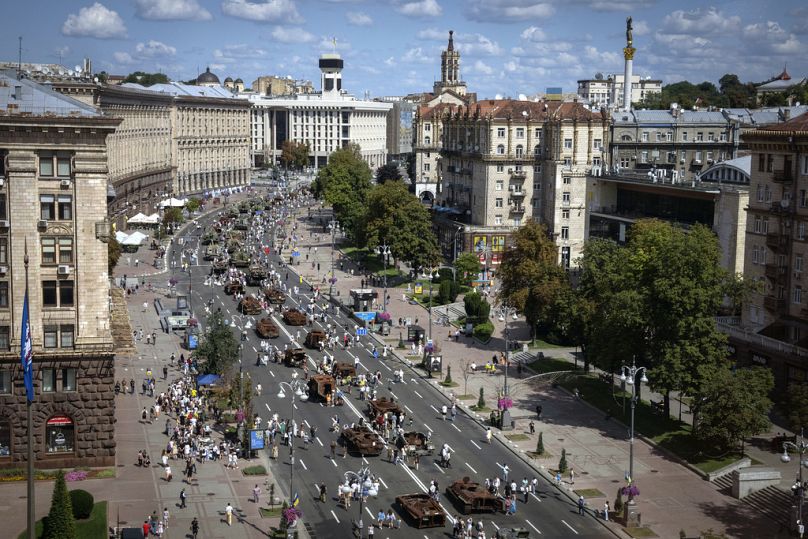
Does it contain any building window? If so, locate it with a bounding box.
[561,226,569,240]
[39,152,70,178]
[803,155,808,175]
[62,367,77,391]
[682,132,688,142]
[696,132,704,141]
[666,132,673,141]
[563,177,571,185]
[801,190,807,208]
[495,181,503,191]
[796,254,804,274]
[641,132,648,142]
[424,136,431,145]
[0,418,9,457]
[752,246,759,264]
[497,128,505,138]
[564,138,573,149]
[0,194,6,220]
[423,163,430,172]
[495,198,503,208]
[60,325,74,349]
[533,164,541,174]
[720,132,727,142]
[757,184,764,202]
[795,286,803,305]
[593,139,602,150]
[641,151,648,163]
[40,195,55,221]
[42,281,74,308]
[562,209,570,219]
[513,217,521,226]
[59,238,73,264]
[516,128,524,138]
[46,415,75,454]
[424,123,431,132]
[42,238,56,265]
[496,145,505,155]
[0,282,7,309]
[562,192,570,206]
[515,145,524,157]
[44,325,59,348]
[563,157,571,168]
[58,196,72,220]
[42,368,57,392]
[800,222,806,241]
[0,371,9,394]
[0,326,8,351]
[494,215,502,225]
[533,182,540,191]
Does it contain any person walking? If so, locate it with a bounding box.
[570,468,575,485]
[486,428,492,444]
[162,507,170,529]
[253,484,261,504]
[190,517,199,539]
[225,502,234,525]
[502,464,510,482]
[441,404,447,421]
[577,495,586,515]
[179,488,187,508]
[603,500,610,521]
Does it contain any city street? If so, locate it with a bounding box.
[165,190,612,538]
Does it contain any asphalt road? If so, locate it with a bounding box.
[166,189,611,539]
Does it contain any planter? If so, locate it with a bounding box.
[624,499,641,528]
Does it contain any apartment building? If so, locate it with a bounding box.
[0,71,120,468]
[577,74,661,109]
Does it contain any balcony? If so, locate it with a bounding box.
[509,204,525,214]
[508,189,525,198]
[764,263,787,281]
[773,169,794,183]
[510,170,527,180]
[766,231,790,250]
[764,296,787,313]
[769,201,794,215]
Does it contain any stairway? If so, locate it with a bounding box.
[712,475,793,529]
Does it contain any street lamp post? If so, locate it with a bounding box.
[374,243,391,312]
[619,356,649,483]
[277,373,308,504]
[230,315,253,433]
[781,431,808,536]
[495,305,517,397]
[342,467,378,538]
[328,219,340,299]
[452,225,464,264]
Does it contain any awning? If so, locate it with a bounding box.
[197,374,221,386]
[47,415,73,426]
[115,231,129,243]
[160,197,188,208]
[122,230,148,246]
[143,213,161,224]
[127,212,148,224]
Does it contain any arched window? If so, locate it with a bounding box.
[46,415,75,454]
[534,145,541,156]
[0,419,10,457]
[621,134,632,142]
[496,144,505,155]
[515,145,524,157]
[424,136,431,145]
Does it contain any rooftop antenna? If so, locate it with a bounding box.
[332,37,338,53]
[18,36,22,75]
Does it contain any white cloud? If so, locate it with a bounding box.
[62,3,127,39]
[467,1,554,23]
[135,40,177,57]
[416,28,446,40]
[221,0,303,24]
[213,44,269,61]
[633,20,650,36]
[743,21,802,55]
[456,33,503,56]
[135,0,212,21]
[467,60,494,75]
[113,52,135,64]
[271,26,315,43]
[520,26,546,42]
[582,45,620,66]
[396,0,442,18]
[567,0,654,11]
[384,57,395,66]
[346,11,372,26]
[54,46,71,59]
[401,47,431,63]
[317,37,351,51]
[662,8,740,35]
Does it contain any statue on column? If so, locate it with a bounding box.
[626,16,633,47]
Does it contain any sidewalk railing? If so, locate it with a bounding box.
[716,318,808,358]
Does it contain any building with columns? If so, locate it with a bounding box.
[0,71,119,468]
[248,53,391,170]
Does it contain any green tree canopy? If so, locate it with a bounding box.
[123,71,169,86]
[185,197,202,213]
[43,470,77,539]
[697,366,773,451]
[163,207,183,227]
[464,291,491,326]
[497,220,568,339]
[280,140,310,170]
[195,311,239,375]
[376,164,402,184]
[313,144,372,240]
[108,228,122,275]
[784,382,808,434]
[361,180,439,270]
[454,252,481,286]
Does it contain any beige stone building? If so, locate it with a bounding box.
[0,71,119,468]
[252,75,313,97]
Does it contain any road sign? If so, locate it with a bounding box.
[249,429,265,450]
[357,328,368,336]
[354,311,376,322]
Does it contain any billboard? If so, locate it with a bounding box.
[545,87,563,101]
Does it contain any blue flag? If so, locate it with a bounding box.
[20,291,33,402]
[291,493,300,507]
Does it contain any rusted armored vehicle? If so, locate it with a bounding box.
[402,431,434,456]
[212,258,229,273]
[204,243,223,261]
[395,494,446,528]
[231,249,250,268]
[225,238,242,254]
[234,216,250,230]
[341,426,384,456]
[446,477,503,514]
[223,280,244,295]
[307,374,342,404]
[304,330,326,349]
[332,362,356,379]
[283,348,308,368]
[263,287,286,305]
[282,309,306,326]
[246,265,267,286]
[366,397,402,421]
[255,318,279,339]
[239,297,262,315]
[200,231,217,245]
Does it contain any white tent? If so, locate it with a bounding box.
[114,231,129,243]
[160,197,187,208]
[122,231,148,246]
[127,212,148,224]
[143,213,161,224]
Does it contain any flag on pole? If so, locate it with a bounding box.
[292,493,300,507]
[20,291,34,402]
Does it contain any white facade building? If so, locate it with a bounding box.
[248,53,391,170]
[577,74,661,109]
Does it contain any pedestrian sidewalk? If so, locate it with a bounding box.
[287,204,783,539]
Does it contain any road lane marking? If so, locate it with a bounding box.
[378,477,388,489]
[525,519,541,533]
[265,403,272,412]
[389,391,398,400]
[404,405,413,413]
[316,437,323,447]
[433,462,445,474]
[561,520,578,535]
[491,521,500,530]
[293,403,298,410]
[470,440,481,450]
[413,390,423,398]
[303,419,310,428]
[451,424,461,432]
[430,405,440,414]
[330,510,340,523]
[331,459,337,467]
[269,370,275,377]
[530,493,541,502]
[365,506,374,519]
[423,424,433,433]
[300,459,307,470]
[465,462,477,474]
[362,457,369,465]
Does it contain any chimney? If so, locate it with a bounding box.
[784,109,791,121]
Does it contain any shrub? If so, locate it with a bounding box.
[69,489,94,520]
[449,280,459,302]
[477,387,485,409]
[438,280,451,304]
[473,321,494,342]
[43,470,76,539]
[243,465,267,476]
[614,487,624,514]
[536,432,545,455]
[558,448,568,474]
[444,366,453,385]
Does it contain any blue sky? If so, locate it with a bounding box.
[2,0,807,99]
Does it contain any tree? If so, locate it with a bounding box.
[376,163,402,184]
[558,448,568,474]
[697,366,773,452]
[313,144,372,240]
[454,252,481,286]
[43,470,77,539]
[280,141,309,171]
[123,71,169,86]
[477,387,485,409]
[108,229,122,275]
[163,207,183,228]
[784,383,808,434]
[497,220,568,340]
[361,180,440,270]
[536,432,545,456]
[195,311,239,375]
[438,279,452,305]
[464,291,490,326]
[444,366,452,384]
[405,153,416,184]
[185,197,202,213]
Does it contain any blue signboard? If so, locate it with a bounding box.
[188,334,198,350]
[354,311,376,322]
[357,328,368,336]
[291,250,301,257]
[250,429,265,450]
